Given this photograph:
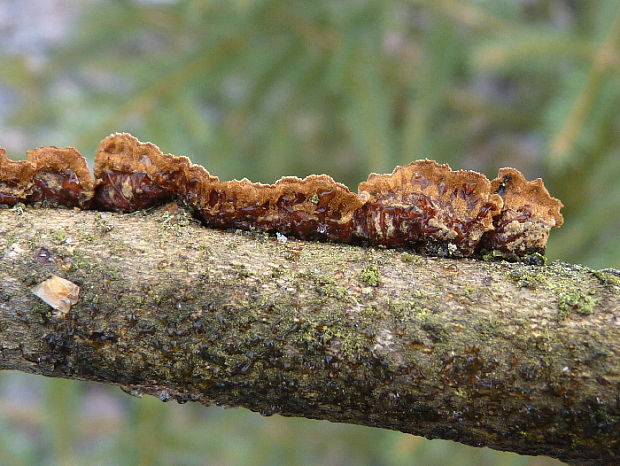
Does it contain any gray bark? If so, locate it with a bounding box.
[0,205,618,465]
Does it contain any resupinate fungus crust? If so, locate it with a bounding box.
[1,133,564,258]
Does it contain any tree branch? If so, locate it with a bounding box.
[1,206,618,465]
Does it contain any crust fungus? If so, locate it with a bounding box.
[190,175,364,243]
[0,146,93,207]
[1,134,564,259]
[357,161,504,256]
[0,147,34,206]
[483,168,564,255]
[93,133,194,211]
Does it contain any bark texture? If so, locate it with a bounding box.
[0,205,618,465]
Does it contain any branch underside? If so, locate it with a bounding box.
[0,206,618,464]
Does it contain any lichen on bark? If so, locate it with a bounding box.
[0,205,618,465]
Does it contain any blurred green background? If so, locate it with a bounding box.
[1,0,618,464]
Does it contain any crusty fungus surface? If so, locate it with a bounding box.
[1,133,564,258]
[482,168,564,255]
[0,146,93,207]
[357,161,503,255]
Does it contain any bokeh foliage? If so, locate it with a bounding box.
[1,0,618,464]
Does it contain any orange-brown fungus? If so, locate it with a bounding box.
[0,146,92,207]
[357,161,503,255]
[190,175,364,244]
[1,148,34,206]
[482,168,564,255]
[93,133,193,211]
[0,133,564,258]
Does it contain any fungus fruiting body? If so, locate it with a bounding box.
[1,133,564,258]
